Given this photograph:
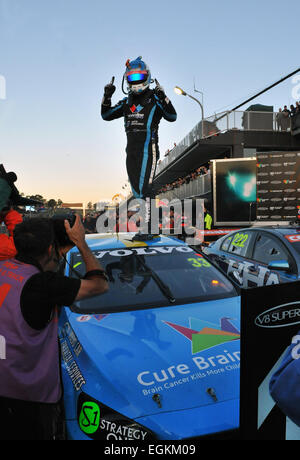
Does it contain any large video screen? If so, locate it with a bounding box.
[213,158,257,225]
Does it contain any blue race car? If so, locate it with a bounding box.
[59,233,241,440]
[203,226,300,289]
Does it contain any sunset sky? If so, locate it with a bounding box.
[0,0,299,205]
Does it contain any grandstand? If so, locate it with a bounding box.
[154,68,300,211]
[154,109,300,201]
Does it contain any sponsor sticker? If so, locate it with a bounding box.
[255,302,300,328]
[60,340,86,391]
[77,393,152,440]
[79,402,101,435]
[285,234,300,243]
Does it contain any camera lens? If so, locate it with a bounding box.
[52,213,76,247]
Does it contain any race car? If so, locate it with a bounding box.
[58,233,241,440]
[203,226,300,289]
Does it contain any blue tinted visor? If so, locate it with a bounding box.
[127,71,148,84]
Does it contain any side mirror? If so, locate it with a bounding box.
[267,260,290,271]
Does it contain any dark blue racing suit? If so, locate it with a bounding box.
[269,331,300,427]
[101,88,177,198]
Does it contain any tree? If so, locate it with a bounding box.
[47,199,57,209]
[27,194,46,204]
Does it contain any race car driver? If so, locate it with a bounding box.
[101,56,177,211]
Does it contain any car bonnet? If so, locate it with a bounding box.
[61,295,241,420]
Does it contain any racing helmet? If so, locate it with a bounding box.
[125,56,151,94]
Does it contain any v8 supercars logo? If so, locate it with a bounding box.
[255,302,300,328]
[164,317,240,354]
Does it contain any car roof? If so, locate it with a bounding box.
[225,226,300,234]
[249,226,300,234]
[213,226,300,246]
[69,232,185,253]
[265,227,300,235]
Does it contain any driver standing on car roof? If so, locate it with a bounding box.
[0,215,109,440]
[101,57,177,228]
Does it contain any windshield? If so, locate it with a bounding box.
[69,245,237,313]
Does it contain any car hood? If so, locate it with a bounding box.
[60,296,240,423]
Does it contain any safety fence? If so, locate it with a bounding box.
[156,110,291,175]
[157,173,211,201]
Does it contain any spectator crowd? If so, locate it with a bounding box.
[164,142,177,157]
[276,101,300,131]
[157,163,210,195]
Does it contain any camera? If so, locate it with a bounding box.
[0,164,43,211]
[52,213,76,248]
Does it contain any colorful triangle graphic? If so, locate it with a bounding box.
[192,333,239,354]
[164,317,240,355]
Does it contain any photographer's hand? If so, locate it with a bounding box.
[64,214,86,249]
[64,214,109,300]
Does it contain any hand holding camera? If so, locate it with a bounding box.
[0,164,43,212]
[63,214,86,250]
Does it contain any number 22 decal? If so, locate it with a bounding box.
[232,233,248,248]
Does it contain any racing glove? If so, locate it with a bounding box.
[154,80,166,101]
[103,77,116,104]
[153,79,177,122]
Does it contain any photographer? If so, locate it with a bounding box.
[0,166,24,260]
[0,214,109,440]
[0,204,23,259]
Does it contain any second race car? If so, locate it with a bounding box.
[203,226,300,288]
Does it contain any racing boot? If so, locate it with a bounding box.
[132,198,153,241]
